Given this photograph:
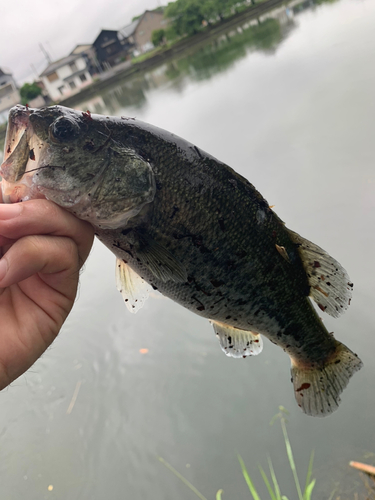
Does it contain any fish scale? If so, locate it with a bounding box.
[96,121,331,350]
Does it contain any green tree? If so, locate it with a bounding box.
[204,0,237,21]
[152,28,166,47]
[20,83,42,105]
[165,0,249,36]
[165,0,205,37]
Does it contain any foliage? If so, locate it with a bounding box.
[19,82,42,105]
[203,0,238,22]
[239,407,315,500]
[314,0,339,5]
[165,24,180,42]
[158,457,213,500]
[164,0,257,38]
[165,17,282,84]
[152,29,166,47]
[158,407,316,499]
[165,0,206,37]
[132,46,163,64]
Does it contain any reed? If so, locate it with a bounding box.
[158,406,316,499]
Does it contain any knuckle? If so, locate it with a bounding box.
[24,235,45,254]
[55,236,81,272]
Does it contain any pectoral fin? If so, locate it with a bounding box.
[211,320,263,358]
[137,234,187,283]
[115,258,152,313]
[288,229,353,318]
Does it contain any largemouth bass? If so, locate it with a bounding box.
[0,105,362,416]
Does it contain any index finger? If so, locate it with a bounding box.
[0,199,94,265]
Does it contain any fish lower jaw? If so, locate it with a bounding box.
[1,174,38,203]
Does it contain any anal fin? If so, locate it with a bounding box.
[115,258,152,313]
[211,320,263,358]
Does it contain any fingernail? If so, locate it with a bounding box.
[0,204,22,220]
[0,259,7,281]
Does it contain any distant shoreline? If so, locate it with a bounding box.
[59,0,288,107]
[0,0,288,148]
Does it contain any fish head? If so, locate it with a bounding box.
[0,105,155,229]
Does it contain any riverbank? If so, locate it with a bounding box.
[0,0,287,149]
[59,0,289,108]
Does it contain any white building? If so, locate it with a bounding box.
[0,68,20,124]
[40,54,93,102]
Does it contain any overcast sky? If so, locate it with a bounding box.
[2,0,162,85]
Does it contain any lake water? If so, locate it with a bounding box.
[1,0,375,498]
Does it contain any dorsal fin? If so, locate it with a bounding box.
[211,320,263,358]
[115,258,152,313]
[288,230,353,318]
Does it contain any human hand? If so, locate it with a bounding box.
[0,193,94,390]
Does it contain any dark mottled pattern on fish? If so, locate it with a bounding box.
[94,119,329,362]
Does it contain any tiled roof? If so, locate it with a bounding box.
[40,54,81,77]
[119,19,140,39]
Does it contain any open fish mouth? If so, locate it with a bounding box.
[0,105,47,203]
[3,105,31,162]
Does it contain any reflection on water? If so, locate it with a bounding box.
[166,18,286,82]
[1,0,375,498]
[77,0,337,120]
[81,12,295,116]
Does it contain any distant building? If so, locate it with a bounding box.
[70,44,101,75]
[0,68,20,124]
[119,20,139,54]
[40,53,93,102]
[93,30,129,70]
[120,9,168,56]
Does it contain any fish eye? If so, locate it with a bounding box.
[49,116,80,143]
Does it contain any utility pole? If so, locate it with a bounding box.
[30,64,39,80]
[39,43,52,65]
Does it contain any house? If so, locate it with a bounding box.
[119,20,139,54]
[120,9,168,56]
[93,30,129,69]
[70,44,101,75]
[39,53,93,102]
[0,68,20,124]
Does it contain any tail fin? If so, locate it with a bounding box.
[291,342,363,417]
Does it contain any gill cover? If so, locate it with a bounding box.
[27,108,156,229]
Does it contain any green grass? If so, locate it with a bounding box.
[132,46,165,65]
[159,407,316,499]
[158,457,210,500]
